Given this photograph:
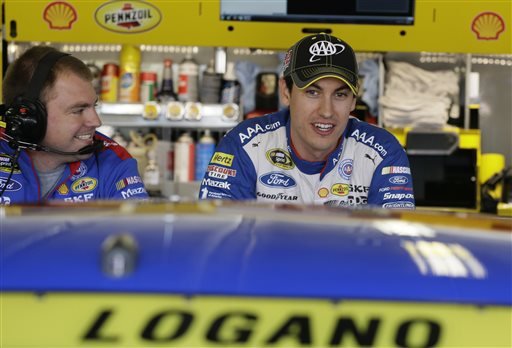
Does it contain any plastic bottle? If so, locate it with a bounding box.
[119,44,141,102]
[158,58,178,102]
[220,62,241,104]
[195,130,216,180]
[174,132,195,183]
[178,54,199,102]
[143,148,161,197]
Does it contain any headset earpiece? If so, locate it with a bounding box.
[5,96,48,144]
[4,50,69,146]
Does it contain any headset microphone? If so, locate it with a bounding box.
[36,138,104,156]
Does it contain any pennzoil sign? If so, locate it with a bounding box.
[94,1,162,34]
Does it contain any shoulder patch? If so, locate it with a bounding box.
[95,133,132,160]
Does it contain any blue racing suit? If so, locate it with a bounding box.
[0,132,148,205]
[199,109,415,209]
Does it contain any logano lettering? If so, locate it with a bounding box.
[82,308,442,346]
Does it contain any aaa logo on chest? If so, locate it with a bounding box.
[266,149,294,170]
[72,177,98,193]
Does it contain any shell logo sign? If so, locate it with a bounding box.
[471,12,505,40]
[43,1,77,30]
[94,1,162,34]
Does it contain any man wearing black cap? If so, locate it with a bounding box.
[199,33,415,209]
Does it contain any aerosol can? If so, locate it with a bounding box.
[174,132,195,182]
[195,130,216,181]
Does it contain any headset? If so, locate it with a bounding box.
[0,50,104,199]
[1,50,103,155]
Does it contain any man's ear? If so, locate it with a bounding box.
[278,78,290,107]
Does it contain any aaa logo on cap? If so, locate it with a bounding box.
[266,149,294,170]
[95,0,162,34]
[71,177,97,193]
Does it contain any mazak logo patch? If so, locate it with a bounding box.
[266,149,294,170]
[71,177,97,193]
[259,172,296,189]
[0,178,22,192]
[95,0,162,34]
[43,1,77,30]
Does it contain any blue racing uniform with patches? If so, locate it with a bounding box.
[199,109,415,209]
[0,132,148,205]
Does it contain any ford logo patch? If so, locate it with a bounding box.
[259,172,296,188]
[389,175,408,185]
[0,178,22,192]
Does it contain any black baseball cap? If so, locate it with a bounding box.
[283,33,359,94]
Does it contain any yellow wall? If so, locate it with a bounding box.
[3,0,511,53]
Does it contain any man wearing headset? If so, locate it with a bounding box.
[0,46,148,204]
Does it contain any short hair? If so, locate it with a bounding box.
[2,45,93,106]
